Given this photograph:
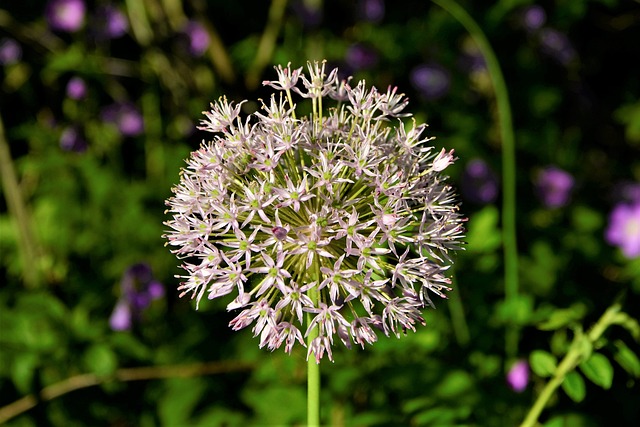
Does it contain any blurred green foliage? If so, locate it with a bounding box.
[1,0,639,426]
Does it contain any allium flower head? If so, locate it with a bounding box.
[164,61,465,362]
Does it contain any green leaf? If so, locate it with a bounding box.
[465,205,502,253]
[83,343,118,377]
[613,101,640,144]
[537,303,587,331]
[579,352,614,389]
[611,312,640,341]
[561,371,586,402]
[158,378,206,426]
[11,352,39,394]
[530,350,558,378]
[613,340,640,378]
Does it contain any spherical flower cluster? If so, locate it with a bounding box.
[164,61,465,362]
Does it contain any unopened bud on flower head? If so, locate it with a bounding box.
[163,60,466,362]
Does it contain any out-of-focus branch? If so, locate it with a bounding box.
[0,360,254,424]
[0,114,43,289]
[245,0,289,90]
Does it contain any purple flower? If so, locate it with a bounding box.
[520,6,546,32]
[461,159,499,204]
[538,28,577,66]
[345,43,378,71]
[66,76,87,100]
[292,0,323,28]
[0,38,22,66]
[358,0,385,23]
[410,63,451,100]
[59,126,87,152]
[101,102,144,136]
[45,0,85,33]
[182,21,210,57]
[92,5,128,40]
[536,166,574,208]
[507,360,529,392]
[605,201,640,259]
[109,263,164,331]
[109,299,132,331]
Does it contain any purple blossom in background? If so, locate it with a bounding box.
[410,63,451,100]
[59,126,87,152]
[0,38,22,66]
[536,166,574,208]
[101,102,144,136]
[458,48,486,74]
[358,0,385,23]
[507,360,529,392]
[292,0,323,28]
[616,181,640,203]
[109,263,164,331]
[92,5,128,40]
[182,21,210,57]
[605,201,640,259]
[538,28,577,66]
[66,76,87,100]
[45,0,85,33]
[520,5,546,32]
[461,159,499,204]
[345,43,378,70]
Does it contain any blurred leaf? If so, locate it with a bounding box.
[465,205,501,253]
[158,378,206,426]
[579,352,613,389]
[537,303,587,331]
[434,370,474,399]
[194,406,247,427]
[110,333,153,361]
[611,312,640,341]
[494,294,534,326]
[530,86,562,117]
[82,343,118,377]
[242,385,306,424]
[530,350,558,377]
[571,205,603,232]
[613,340,640,378]
[543,412,599,427]
[412,406,461,425]
[613,101,640,144]
[561,371,586,403]
[11,352,39,394]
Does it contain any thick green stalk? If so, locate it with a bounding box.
[306,258,321,427]
[519,304,622,427]
[432,0,519,358]
[307,335,320,427]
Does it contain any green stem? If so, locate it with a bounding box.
[0,114,43,288]
[447,270,470,346]
[432,0,519,358]
[520,303,622,427]
[306,258,321,426]
[0,360,253,424]
[245,0,289,90]
[307,341,320,427]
